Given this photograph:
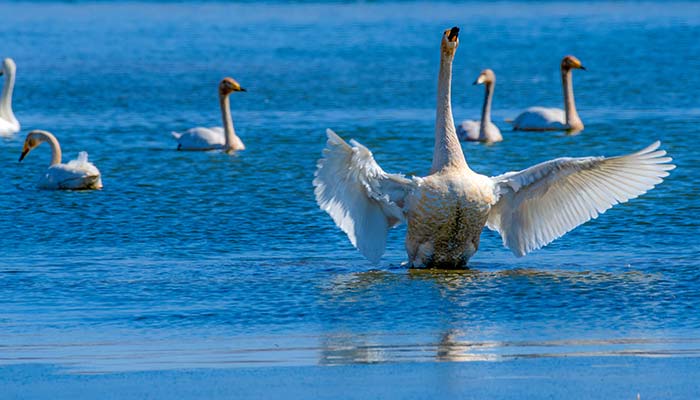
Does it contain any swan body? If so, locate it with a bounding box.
[173,77,246,152]
[314,28,674,268]
[511,55,585,132]
[511,106,566,131]
[457,69,502,143]
[458,120,501,142]
[172,127,234,150]
[0,58,20,136]
[19,130,102,190]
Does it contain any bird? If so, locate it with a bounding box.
[0,57,20,136]
[457,68,502,143]
[19,130,102,190]
[313,27,674,268]
[172,77,246,153]
[510,55,586,132]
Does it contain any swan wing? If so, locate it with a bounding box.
[313,128,417,263]
[173,127,225,149]
[487,141,675,256]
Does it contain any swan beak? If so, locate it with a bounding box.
[239,87,247,92]
[19,149,28,162]
[580,65,587,71]
[447,27,459,42]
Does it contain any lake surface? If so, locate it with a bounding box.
[0,1,699,376]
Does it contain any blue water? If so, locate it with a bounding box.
[0,2,699,373]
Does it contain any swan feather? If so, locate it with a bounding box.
[313,128,417,263]
[487,141,675,256]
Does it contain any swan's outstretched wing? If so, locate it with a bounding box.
[487,141,675,256]
[314,128,417,263]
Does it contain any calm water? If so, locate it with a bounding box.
[0,1,699,373]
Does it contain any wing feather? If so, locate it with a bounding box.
[313,129,416,263]
[488,141,675,256]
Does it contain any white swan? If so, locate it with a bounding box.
[172,77,246,153]
[457,69,502,143]
[0,58,20,136]
[19,130,102,190]
[511,55,585,132]
[313,28,674,268]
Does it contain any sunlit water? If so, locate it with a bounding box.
[0,1,699,373]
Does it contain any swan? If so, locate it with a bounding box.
[511,55,585,132]
[457,69,502,143]
[313,27,674,268]
[19,130,102,190]
[172,77,246,153]
[0,58,20,136]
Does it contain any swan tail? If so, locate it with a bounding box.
[171,131,183,140]
[76,151,89,164]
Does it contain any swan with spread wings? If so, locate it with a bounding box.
[313,27,674,268]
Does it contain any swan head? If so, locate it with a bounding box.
[219,77,246,96]
[561,55,586,71]
[19,130,50,162]
[473,69,496,85]
[441,27,460,55]
[0,57,16,77]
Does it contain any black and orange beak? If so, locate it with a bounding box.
[448,27,460,42]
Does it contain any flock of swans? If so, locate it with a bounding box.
[1,26,676,267]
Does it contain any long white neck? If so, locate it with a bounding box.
[431,52,467,173]
[219,92,240,152]
[0,67,16,121]
[479,81,494,135]
[39,131,62,166]
[561,68,580,128]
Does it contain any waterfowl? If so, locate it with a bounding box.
[0,58,20,136]
[19,130,102,190]
[457,68,502,143]
[172,77,246,153]
[511,55,585,132]
[313,28,673,268]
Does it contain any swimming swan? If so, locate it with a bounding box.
[19,130,102,190]
[511,55,585,132]
[0,58,20,136]
[313,28,674,268]
[172,77,246,153]
[457,68,502,143]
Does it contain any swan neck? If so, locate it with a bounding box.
[219,92,236,150]
[432,52,467,173]
[42,131,62,166]
[562,68,580,127]
[0,67,16,120]
[480,81,494,132]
